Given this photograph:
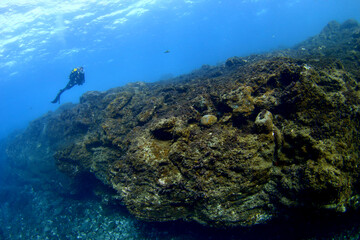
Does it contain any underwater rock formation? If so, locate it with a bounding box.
[6,20,360,227]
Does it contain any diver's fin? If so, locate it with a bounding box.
[51,89,65,104]
[51,95,60,104]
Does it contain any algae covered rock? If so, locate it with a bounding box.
[200,114,218,126]
[6,20,360,228]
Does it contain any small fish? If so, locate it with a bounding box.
[164,50,170,53]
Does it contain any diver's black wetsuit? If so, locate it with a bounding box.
[51,67,85,104]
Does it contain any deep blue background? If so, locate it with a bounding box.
[0,0,360,141]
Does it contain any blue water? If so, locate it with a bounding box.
[0,0,360,140]
[1,1,360,239]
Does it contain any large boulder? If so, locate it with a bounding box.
[6,20,360,228]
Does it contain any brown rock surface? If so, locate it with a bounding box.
[6,20,360,227]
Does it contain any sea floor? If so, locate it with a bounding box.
[1,169,360,240]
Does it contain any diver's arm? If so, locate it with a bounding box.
[77,73,85,85]
[73,72,85,85]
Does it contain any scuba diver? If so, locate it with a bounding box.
[51,67,85,104]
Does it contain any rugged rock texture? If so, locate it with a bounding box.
[6,20,360,228]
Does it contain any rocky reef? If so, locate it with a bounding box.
[6,19,360,228]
